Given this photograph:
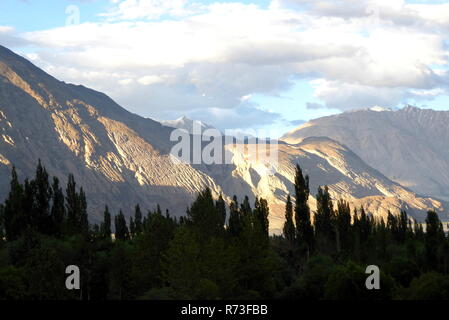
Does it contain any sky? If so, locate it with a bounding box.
[2,0,449,137]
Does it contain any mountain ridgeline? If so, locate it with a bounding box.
[0,44,448,233]
[282,106,449,202]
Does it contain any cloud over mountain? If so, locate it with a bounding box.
[2,0,449,128]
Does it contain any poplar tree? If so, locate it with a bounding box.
[294,164,314,256]
[228,196,242,237]
[314,186,335,253]
[101,205,112,240]
[134,204,143,234]
[33,160,52,234]
[283,195,295,244]
[215,194,227,227]
[114,210,129,241]
[3,167,25,240]
[50,176,65,237]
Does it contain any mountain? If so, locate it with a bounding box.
[0,45,446,233]
[159,116,217,134]
[0,45,224,225]
[281,106,449,201]
[218,136,448,232]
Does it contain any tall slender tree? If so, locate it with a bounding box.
[134,204,143,235]
[228,196,242,237]
[314,186,335,253]
[294,164,314,256]
[283,195,295,245]
[50,176,65,237]
[3,167,25,240]
[101,205,112,240]
[114,210,129,241]
[215,194,227,227]
[33,160,52,234]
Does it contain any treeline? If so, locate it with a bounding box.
[0,162,449,299]
[277,165,449,299]
[0,161,275,299]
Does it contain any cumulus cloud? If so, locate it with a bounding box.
[101,0,196,21]
[4,0,449,127]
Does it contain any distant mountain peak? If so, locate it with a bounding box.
[159,116,217,134]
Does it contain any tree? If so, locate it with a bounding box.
[228,196,242,237]
[3,167,25,241]
[425,210,445,268]
[335,199,351,255]
[50,177,65,238]
[215,194,227,227]
[78,187,89,236]
[65,174,79,236]
[100,206,111,240]
[129,217,135,238]
[187,187,222,240]
[294,164,314,257]
[33,160,52,234]
[114,210,129,241]
[134,204,143,235]
[162,226,201,299]
[314,186,335,254]
[406,272,449,300]
[283,195,295,245]
[254,197,269,241]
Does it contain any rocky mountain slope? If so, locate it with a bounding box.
[282,106,449,202]
[0,45,446,233]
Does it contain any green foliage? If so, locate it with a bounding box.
[293,164,314,257]
[283,195,295,245]
[405,272,449,300]
[324,261,395,300]
[114,210,129,241]
[1,160,449,300]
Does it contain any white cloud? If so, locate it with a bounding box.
[101,0,195,21]
[5,0,449,126]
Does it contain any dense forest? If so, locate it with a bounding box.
[0,161,449,300]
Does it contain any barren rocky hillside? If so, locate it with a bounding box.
[0,45,447,233]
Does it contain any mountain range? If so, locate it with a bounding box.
[0,44,447,234]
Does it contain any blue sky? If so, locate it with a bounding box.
[2,0,449,137]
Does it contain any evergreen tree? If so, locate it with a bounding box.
[129,217,135,238]
[114,210,129,241]
[314,186,335,254]
[187,187,222,240]
[33,160,52,234]
[228,196,242,237]
[283,195,295,244]
[78,187,89,236]
[50,177,65,237]
[335,199,351,255]
[240,196,252,215]
[215,194,227,227]
[134,204,143,235]
[294,164,314,256]
[101,205,112,240]
[398,210,409,243]
[254,197,269,241]
[3,167,25,241]
[425,210,445,268]
[65,174,79,235]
